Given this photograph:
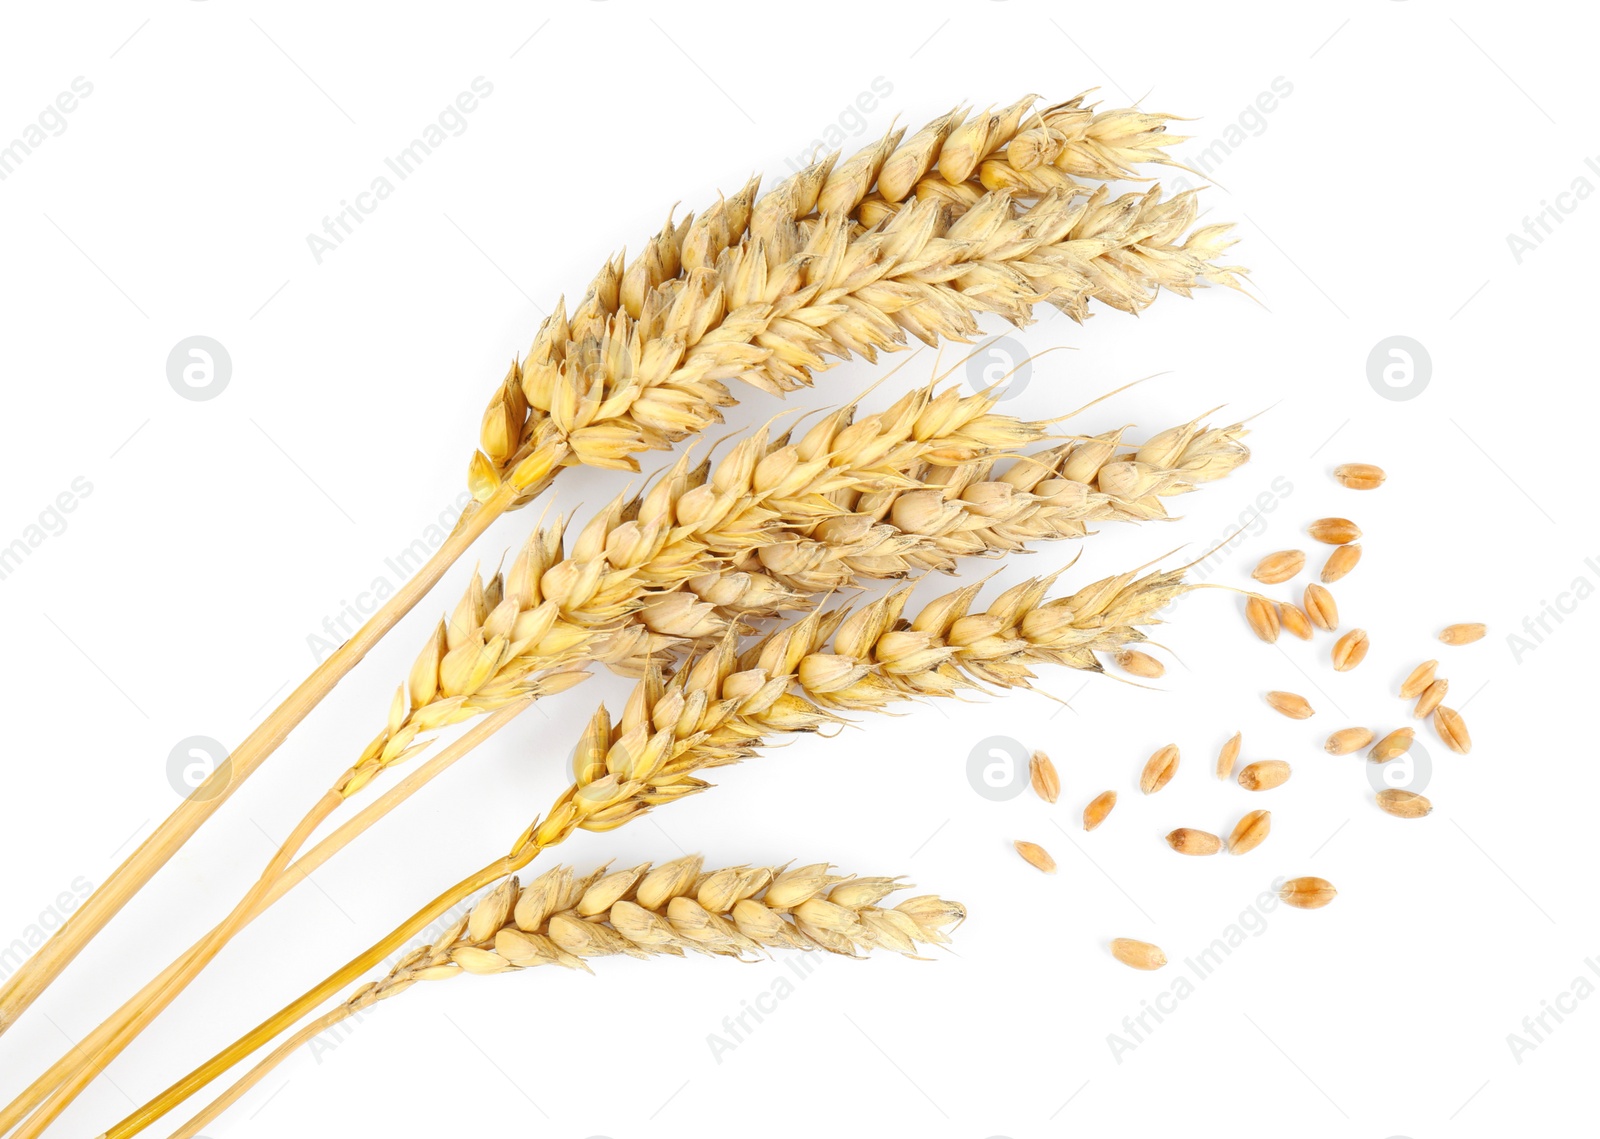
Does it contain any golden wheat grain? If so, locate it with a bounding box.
[1333,463,1385,490]
[1324,727,1373,755]
[1165,828,1222,855]
[1279,877,1337,909]
[1227,810,1271,854]
[1215,731,1241,781]
[1434,706,1472,753]
[1307,518,1361,545]
[1083,790,1118,831]
[1369,727,1415,763]
[1237,760,1291,791]
[1400,660,1437,699]
[1375,790,1433,818]
[1303,583,1338,631]
[1252,550,1305,584]
[1245,595,1281,643]
[1265,691,1314,719]
[1140,745,1180,794]
[1278,602,1312,640]
[1332,628,1370,671]
[1439,623,1486,645]
[1413,678,1449,719]
[1029,750,1062,804]
[1109,938,1167,970]
[1320,543,1361,583]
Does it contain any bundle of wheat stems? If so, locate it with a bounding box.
[0,373,1249,1136]
[166,857,966,1139]
[0,91,1240,1042]
[104,558,1193,1137]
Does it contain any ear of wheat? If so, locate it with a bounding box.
[166,856,963,1139]
[104,557,1188,1139]
[0,89,1240,1041]
[8,372,1246,1136]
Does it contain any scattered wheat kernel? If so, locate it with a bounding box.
[1321,543,1362,583]
[1265,691,1314,719]
[1304,584,1338,631]
[1140,745,1180,795]
[1439,623,1487,645]
[1324,727,1374,755]
[1014,840,1057,874]
[1333,463,1386,490]
[1110,938,1167,971]
[1216,732,1242,781]
[1083,790,1118,831]
[1413,678,1449,719]
[1237,760,1291,791]
[1399,660,1438,699]
[1308,517,1362,545]
[1246,595,1281,643]
[1252,550,1306,584]
[1434,706,1472,754]
[1227,810,1272,854]
[1027,750,1061,804]
[1278,602,1313,640]
[1114,648,1165,679]
[1376,789,1433,818]
[1332,628,1370,671]
[1369,727,1415,763]
[1166,828,1222,856]
[1279,877,1338,909]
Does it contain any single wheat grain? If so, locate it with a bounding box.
[1140,745,1180,794]
[1083,790,1117,831]
[1279,877,1337,909]
[1308,518,1361,545]
[1332,628,1370,671]
[1110,938,1167,970]
[1238,760,1291,791]
[1321,543,1361,583]
[1375,790,1432,818]
[1227,810,1271,854]
[1439,623,1486,645]
[1029,751,1061,804]
[1252,550,1305,584]
[1216,732,1241,781]
[1400,660,1437,699]
[1333,463,1385,490]
[1265,691,1314,719]
[1324,727,1373,755]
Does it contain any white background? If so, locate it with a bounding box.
[1,2,1594,1137]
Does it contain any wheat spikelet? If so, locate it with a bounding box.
[0,89,1233,1049]
[349,389,1245,797]
[165,859,962,1139]
[21,390,1243,1136]
[517,561,1187,847]
[104,557,1188,1139]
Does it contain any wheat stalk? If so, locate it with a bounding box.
[167,857,962,1139]
[102,557,1187,1139]
[0,89,1234,1041]
[8,382,1240,1135]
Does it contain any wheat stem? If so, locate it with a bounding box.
[0,91,1228,1041]
[103,558,1182,1137]
[0,700,532,1139]
[0,486,517,1040]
